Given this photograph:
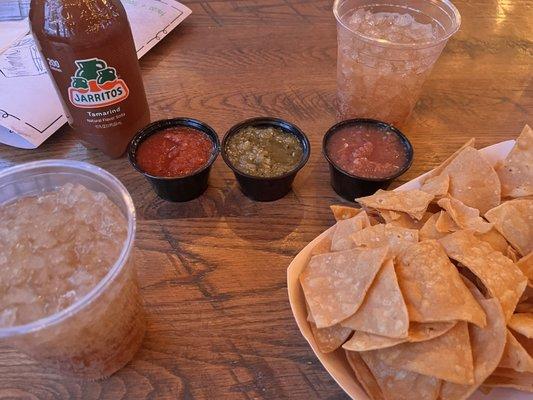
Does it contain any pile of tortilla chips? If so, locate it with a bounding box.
[299,125,533,399]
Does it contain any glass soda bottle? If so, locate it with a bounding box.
[29,0,151,158]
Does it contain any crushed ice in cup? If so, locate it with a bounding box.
[0,183,127,328]
[336,7,448,125]
[347,9,438,44]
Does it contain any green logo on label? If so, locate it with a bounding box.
[68,58,129,109]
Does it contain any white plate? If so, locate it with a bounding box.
[287,140,529,400]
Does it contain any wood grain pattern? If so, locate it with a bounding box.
[0,0,531,398]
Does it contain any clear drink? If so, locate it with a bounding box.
[0,161,144,380]
[334,0,461,126]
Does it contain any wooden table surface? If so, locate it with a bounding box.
[0,0,531,398]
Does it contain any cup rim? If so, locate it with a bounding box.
[221,117,311,181]
[128,118,221,181]
[333,0,462,49]
[322,118,414,182]
[0,160,136,337]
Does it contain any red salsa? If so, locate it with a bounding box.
[136,127,213,177]
[326,124,408,179]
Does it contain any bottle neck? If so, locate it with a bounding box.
[31,0,122,39]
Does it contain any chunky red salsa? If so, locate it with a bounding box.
[136,127,213,177]
[326,124,408,179]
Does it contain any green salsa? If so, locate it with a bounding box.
[225,126,303,177]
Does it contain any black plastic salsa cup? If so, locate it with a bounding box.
[128,118,220,202]
[222,117,311,202]
[323,118,413,201]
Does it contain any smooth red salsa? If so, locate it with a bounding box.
[326,124,408,179]
[136,127,213,177]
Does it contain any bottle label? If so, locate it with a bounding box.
[67,58,129,109]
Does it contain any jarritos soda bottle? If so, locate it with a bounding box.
[30,0,150,158]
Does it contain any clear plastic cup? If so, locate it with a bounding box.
[334,0,461,126]
[0,160,145,380]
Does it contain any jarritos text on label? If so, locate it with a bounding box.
[68,58,129,108]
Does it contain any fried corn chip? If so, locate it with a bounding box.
[343,331,405,352]
[351,224,418,258]
[330,204,361,221]
[345,351,385,400]
[421,138,475,182]
[342,322,456,352]
[435,211,458,233]
[341,260,409,338]
[356,189,434,221]
[496,125,533,198]
[380,210,431,230]
[420,173,449,199]
[360,350,441,400]
[407,321,457,342]
[437,197,493,234]
[331,212,371,251]
[437,147,501,214]
[440,230,527,321]
[517,253,533,287]
[475,228,509,254]
[419,212,448,241]
[485,198,533,256]
[499,329,533,373]
[509,313,533,339]
[439,297,506,399]
[396,240,486,327]
[483,367,533,392]
[300,247,388,328]
[309,321,352,354]
[375,322,474,385]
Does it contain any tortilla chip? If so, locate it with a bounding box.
[407,321,457,342]
[420,173,449,199]
[360,350,441,400]
[419,212,448,240]
[521,285,533,301]
[518,253,533,286]
[356,189,434,221]
[483,367,533,392]
[438,146,501,214]
[437,197,493,234]
[345,351,385,400]
[330,204,361,221]
[509,314,533,339]
[375,322,474,385]
[396,240,486,327]
[439,231,527,321]
[485,198,533,256]
[439,297,506,400]
[514,330,533,356]
[341,259,408,338]
[507,245,521,263]
[496,125,533,198]
[351,224,418,258]
[331,212,371,251]
[381,210,431,230]
[300,246,388,328]
[475,228,509,254]
[343,321,457,352]
[421,138,476,182]
[499,329,533,373]
[435,211,459,233]
[343,331,406,351]
[516,302,533,313]
[309,321,352,353]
